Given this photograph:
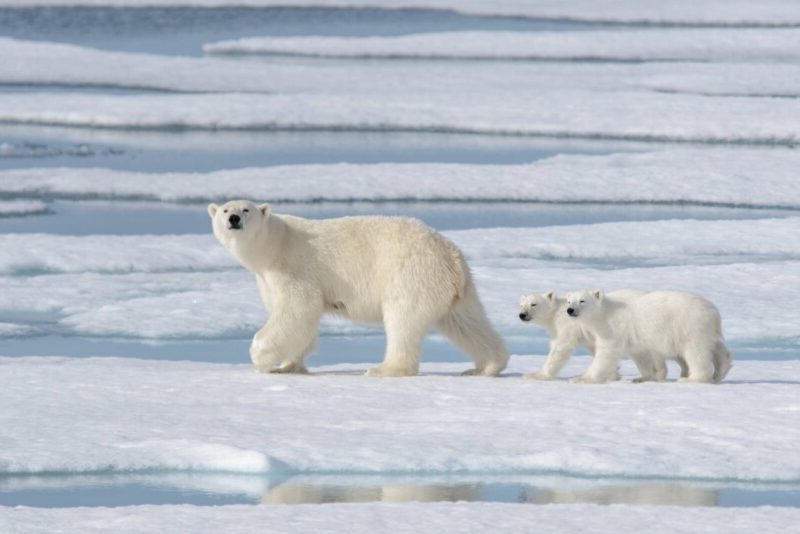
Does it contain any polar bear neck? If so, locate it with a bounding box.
[231,214,286,273]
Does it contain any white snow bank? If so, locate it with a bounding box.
[0,200,48,217]
[4,38,800,98]
[3,149,800,206]
[0,234,235,274]
[1,90,798,145]
[206,29,800,62]
[0,356,798,482]
[0,38,285,94]
[3,503,800,534]
[0,0,798,26]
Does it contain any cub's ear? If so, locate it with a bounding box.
[258,203,271,217]
[207,203,218,219]
[545,290,556,302]
[592,289,604,302]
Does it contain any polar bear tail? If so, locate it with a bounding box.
[712,340,733,383]
[436,280,509,376]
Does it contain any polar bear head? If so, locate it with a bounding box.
[565,289,604,319]
[518,291,557,324]
[208,200,272,263]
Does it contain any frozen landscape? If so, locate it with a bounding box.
[0,1,798,532]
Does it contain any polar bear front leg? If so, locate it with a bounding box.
[571,344,621,384]
[366,311,427,377]
[249,305,322,374]
[524,344,575,380]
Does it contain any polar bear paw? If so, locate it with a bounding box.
[267,361,309,374]
[365,365,416,378]
[569,375,607,384]
[461,365,503,377]
[523,370,554,381]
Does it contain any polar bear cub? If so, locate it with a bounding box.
[519,289,655,381]
[565,289,732,383]
[208,200,508,377]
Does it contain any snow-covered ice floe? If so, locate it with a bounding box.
[1,91,798,144]
[3,502,800,534]
[1,216,799,340]
[1,0,799,27]
[3,38,800,98]
[205,29,800,62]
[0,356,798,481]
[1,214,800,339]
[3,149,800,206]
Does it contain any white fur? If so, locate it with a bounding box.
[518,289,645,380]
[564,289,732,384]
[208,200,508,377]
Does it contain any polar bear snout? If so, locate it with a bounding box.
[566,307,578,317]
[519,312,531,322]
[228,214,242,230]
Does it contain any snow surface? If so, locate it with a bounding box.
[2,90,798,144]
[205,29,800,62]
[0,0,798,26]
[4,38,800,98]
[0,356,798,480]
[3,503,800,534]
[3,149,800,206]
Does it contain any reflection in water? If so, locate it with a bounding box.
[260,481,719,507]
[523,484,719,507]
[2,473,798,508]
[261,483,483,505]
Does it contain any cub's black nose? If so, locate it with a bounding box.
[229,214,241,225]
[519,312,528,320]
[567,308,575,316]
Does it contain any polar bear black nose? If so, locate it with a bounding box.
[519,312,528,321]
[567,308,575,316]
[229,214,240,225]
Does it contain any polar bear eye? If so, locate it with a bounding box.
[243,209,249,213]
[223,209,228,213]
[580,300,585,304]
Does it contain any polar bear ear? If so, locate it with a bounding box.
[207,203,218,219]
[545,290,556,302]
[592,289,604,302]
[258,203,271,217]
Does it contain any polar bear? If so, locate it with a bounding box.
[518,289,657,381]
[208,200,508,377]
[564,289,732,383]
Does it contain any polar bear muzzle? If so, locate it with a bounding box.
[228,214,242,230]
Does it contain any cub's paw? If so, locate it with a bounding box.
[569,375,605,384]
[523,371,554,381]
[268,362,309,374]
[365,366,415,378]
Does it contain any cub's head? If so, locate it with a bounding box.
[519,290,558,324]
[565,289,604,319]
[207,200,271,249]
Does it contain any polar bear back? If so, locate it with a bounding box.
[616,290,723,355]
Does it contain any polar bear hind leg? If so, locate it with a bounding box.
[678,342,715,383]
[366,308,429,377]
[712,341,733,383]
[436,285,508,377]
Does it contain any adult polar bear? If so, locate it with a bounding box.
[208,200,508,377]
